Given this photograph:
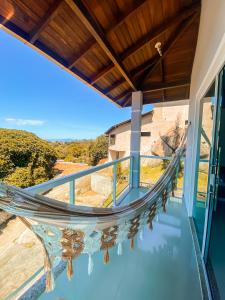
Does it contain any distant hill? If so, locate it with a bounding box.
[47,138,77,143]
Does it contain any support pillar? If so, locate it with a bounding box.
[130,91,143,188]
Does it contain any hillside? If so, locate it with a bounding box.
[0,128,57,188]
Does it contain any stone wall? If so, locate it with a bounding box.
[91,173,112,197]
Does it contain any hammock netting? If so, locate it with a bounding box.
[0,130,187,292]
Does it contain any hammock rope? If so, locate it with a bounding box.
[0,127,188,292]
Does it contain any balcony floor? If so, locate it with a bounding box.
[38,196,202,300]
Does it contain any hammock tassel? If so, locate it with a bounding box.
[117,242,123,256]
[88,254,94,275]
[104,248,110,264]
[44,253,51,272]
[130,238,134,250]
[67,257,74,280]
[45,270,55,292]
[149,220,153,230]
[139,229,144,241]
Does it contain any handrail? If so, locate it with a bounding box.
[26,156,131,197]
[25,154,208,196]
[141,155,209,163]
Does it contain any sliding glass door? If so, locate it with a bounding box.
[204,68,225,300]
[193,81,216,248]
[193,66,225,299]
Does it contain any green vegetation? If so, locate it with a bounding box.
[53,135,108,166]
[0,129,57,188]
[52,139,93,163]
[88,135,108,166]
[0,128,108,189]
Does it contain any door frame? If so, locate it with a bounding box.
[201,70,223,260]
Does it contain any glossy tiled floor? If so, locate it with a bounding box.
[38,197,202,300]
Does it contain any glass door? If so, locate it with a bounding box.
[193,81,217,248]
[204,68,225,299]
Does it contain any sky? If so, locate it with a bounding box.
[0,29,153,140]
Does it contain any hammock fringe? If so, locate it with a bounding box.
[45,271,55,292]
[104,248,110,264]
[67,257,73,280]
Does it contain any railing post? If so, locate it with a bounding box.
[69,180,75,205]
[129,156,133,188]
[113,163,117,207]
[130,91,143,189]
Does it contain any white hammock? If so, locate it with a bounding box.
[0,129,187,292]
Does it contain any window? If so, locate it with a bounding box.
[109,134,116,145]
[141,132,151,137]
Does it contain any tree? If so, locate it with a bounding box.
[88,135,108,166]
[0,128,57,188]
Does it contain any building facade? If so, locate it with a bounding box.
[106,104,189,161]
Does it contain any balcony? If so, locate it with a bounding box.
[2,155,205,300]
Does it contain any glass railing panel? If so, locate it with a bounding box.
[42,182,70,203]
[115,158,130,205]
[140,156,184,198]
[75,166,113,208]
[196,161,209,202]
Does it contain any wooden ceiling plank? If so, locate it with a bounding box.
[160,60,165,101]
[120,1,200,60]
[139,13,199,88]
[143,80,190,93]
[106,0,148,34]
[105,79,126,95]
[90,1,200,85]
[91,63,114,84]
[69,38,95,69]
[122,95,132,107]
[30,0,64,44]
[67,0,148,68]
[66,0,136,91]
[114,89,133,102]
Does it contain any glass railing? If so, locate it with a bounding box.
[26,156,133,208]
[4,154,186,299]
[3,156,133,299]
[140,155,185,198]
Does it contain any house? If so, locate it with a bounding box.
[1,1,225,300]
[105,104,189,161]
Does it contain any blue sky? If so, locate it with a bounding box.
[0,29,153,140]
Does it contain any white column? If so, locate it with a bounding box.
[130,91,143,188]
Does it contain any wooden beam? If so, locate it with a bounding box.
[143,80,190,93]
[117,79,190,106]
[114,89,133,102]
[139,13,198,88]
[120,1,200,60]
[69,37,95,69]
[105,79,126,95]
[30,0,64,44]
[66,0,136,91]
[122,95,132,107]
[68,0,147,68]
[91,63,114,84]
[105,56,158,95]
[90,2,200,85]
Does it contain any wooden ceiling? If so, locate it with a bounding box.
[0,0,201,107]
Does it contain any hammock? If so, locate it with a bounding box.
[0,129,187,292]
